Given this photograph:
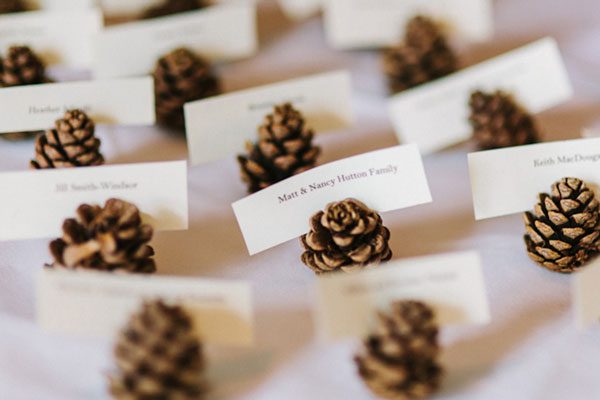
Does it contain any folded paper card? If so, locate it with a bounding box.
[0,77,155,134]
[468,137,600,220]
[279,0,321,20]
[92,4,257,79]
[0,160,187,241]
[37,269,253,346]
[232,145,431,255]
[185,70,352,165]
[574,259,600,329]
[0,9,102,67]
[314,251,490,340]
[324,0,493,49]
[38,0,96,9]
[388,37,572,154]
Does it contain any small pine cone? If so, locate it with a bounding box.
[0,0,26,14]
[0,46,48,87]
[237,103,320,193]
[30,109,104,169]
[142,0,209,19]
[383,16,457,94]
[109,300,206,400]
[524,177,600,273]
[48,198,156,273]
[355,301,443,400]
[153,47,220,130]
[300,198,392,274]
[469,90,540,150]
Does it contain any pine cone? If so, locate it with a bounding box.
[142,0,210,19]
[0,0,26,14]
[30,109,104,169]
[48,198,156,273]
[383,16,457,94]
[355,301,443,400]
[469,90,540,150]
[524,177,600,273]
[237,103,320,193]
[109,300,206,400]
[300,198,392,274]
[153,47,220,130]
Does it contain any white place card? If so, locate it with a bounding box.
[574,259,600,330]
[314,251,490,340]
[185,70,352,165]
[92,4,258,79]
[35,0,96,9]
[0,77,155,134]
[0,9,102,67]
[389,38,573,154]
[37,269,253,346]
[468,138,600,220]
[279,0,321,20]
[0,161,188,241]
[232,145,432,255]
[324,0,493,49]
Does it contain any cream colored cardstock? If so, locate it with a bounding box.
[232,145,432,255]
[574,259,600,330]
[324,0,493,49]
[92,4,258,78]
[185,70,352,165]
[0,9,102,67]
[0,161,188,241]
[388,38,572,154]
[468,138,600,220]
[314,251,490,340]
[37,269,253,346]
[279,0,321,19]
[0,77,155,134]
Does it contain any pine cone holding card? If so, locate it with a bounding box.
[383,16,457,94]
[355,301,443,400]
[142,0,209,19]
[109,300,207,400]
[49,198,156,273]
[30,109,104,169]
[0,0,26,14]
[153,47,220,130]
[300,198,392,274]
[524,177,600,273]
[237,103,321,193]
[469,90,540,150]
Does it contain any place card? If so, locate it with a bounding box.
[324,0,493,49]
[35,0,96,9]
[389,37,572,154]
[92,3,258,79]
[574,258,600,330]
[0,160,188,241]
[185,70,352,165]
[314,251,490,340]
[0,77,155,134]
[0,9,102,67]
[279,0,321,20]
[468,138,600,220]
[232,145,431,255]
[37,269,253,346]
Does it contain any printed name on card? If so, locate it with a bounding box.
[0,9,102,67]
[314,251,490,340]
[232,145,431,255]
[574,259,600,330]
[37,269,253,346]
[185,70,352,165]
[93,4,257,79]
[0,161,188,241]
[468,138,600,220]
[0,77,155,134]
[324,0,493,49]
[388,37,572,154]
[279,0,322,20]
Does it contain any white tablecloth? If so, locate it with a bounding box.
[2,1,600,399]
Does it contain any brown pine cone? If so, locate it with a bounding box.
[237,103,320,193]
[300,198,392,274]
[355,301,443,400]
[469,90,540,150]
[0,0,26,14]
[109,300,206,400]
[142,0,210,19]
[153,47,220,130]
[48,198,156,273]
[30,109,104,169]
[383,16,457,94]
[524,177,600,273]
